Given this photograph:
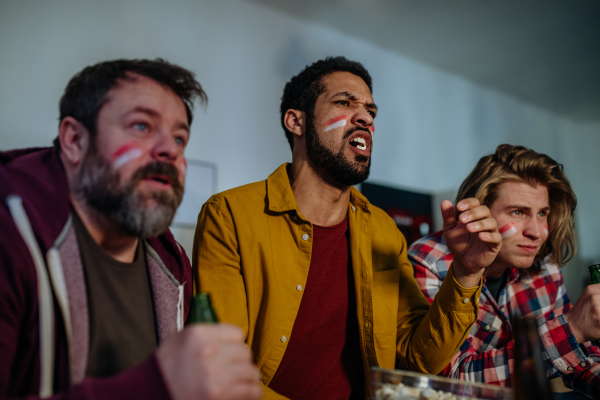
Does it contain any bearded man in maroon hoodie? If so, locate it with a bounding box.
[0,59,262,400]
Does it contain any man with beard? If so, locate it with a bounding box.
[0,59,262,400]
[193,56,502,399]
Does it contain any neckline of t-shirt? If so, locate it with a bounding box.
[312,215,348,230]
[71,209,144,270]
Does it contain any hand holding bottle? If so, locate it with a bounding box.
[564,278,600,344]
[156,324,263,400]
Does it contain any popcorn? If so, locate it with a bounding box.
[375,383,484,400]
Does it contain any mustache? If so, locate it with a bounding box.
[132,161,183,193]
[342,126,371,141]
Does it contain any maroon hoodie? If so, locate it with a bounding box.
[0,147,193,399]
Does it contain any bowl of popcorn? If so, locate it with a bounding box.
[372,367,513,400]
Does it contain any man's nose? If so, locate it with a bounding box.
[151,134,180,162]
[523,218,543,240]
[351,107,374,130]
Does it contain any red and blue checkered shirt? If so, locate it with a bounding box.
[408,231,600,399]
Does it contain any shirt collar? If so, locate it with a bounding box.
[349,186,371,213]
[267,163,299,213]
[266,163,371,214]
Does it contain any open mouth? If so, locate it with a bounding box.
[145,174,172,186]
[349,137,367,151]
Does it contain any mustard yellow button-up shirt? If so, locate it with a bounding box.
[193,164,481,399]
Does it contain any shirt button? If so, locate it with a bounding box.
[484,325,491,331]
[280,336,287,343]
[567,366,574,371]
[296,285,303,291]
[579,362,587,368]
[463,298,470,304]
[351,206,356,212]
[302,234,309,240]
[260,380,265,384]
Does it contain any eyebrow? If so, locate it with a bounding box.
[127,106,190,132]
[331,91,378,112]
[506,205,550,212]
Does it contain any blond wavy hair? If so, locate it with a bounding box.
[456,144,577,269]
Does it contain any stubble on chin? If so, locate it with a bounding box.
[305,120,371,187]
[72,149,183,238]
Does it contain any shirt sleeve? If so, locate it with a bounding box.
[561,342,600,399]
[193,201,293,400]
[396,231,481,375]
[412,258,516,385]
[539,276,600,399]
[192,200,249,337]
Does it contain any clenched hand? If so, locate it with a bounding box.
[442,198,502,288]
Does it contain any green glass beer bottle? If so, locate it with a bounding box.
[589,265,600,346]
[589,264,600,284]
[190,292,219,323]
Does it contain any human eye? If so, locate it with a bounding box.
[133,122,149,132]
[368,109,377,118]
[538,211,548,218]
[174,136,187,147]
[335,100,350,106]
[511,210,523,216]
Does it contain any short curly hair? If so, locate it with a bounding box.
[280,56,372,150]
[456,144,577,269]
[55,58,207,150]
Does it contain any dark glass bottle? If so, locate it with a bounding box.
[512,317,555,400]
[589,265,600,347]
[190,293,219,323]
[589,264,600,284]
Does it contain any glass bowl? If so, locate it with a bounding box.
[372,367,513,400]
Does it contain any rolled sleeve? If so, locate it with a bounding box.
[540,314,593,374]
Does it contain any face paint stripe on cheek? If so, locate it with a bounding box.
[323,115,347,132]
[180,158,187,175]
[112,143,140,158]
[543,223,548,236]
[112,143,143,169]
[369,124,374,138]
[499,222,518,239]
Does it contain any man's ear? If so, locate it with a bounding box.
[283,109,306,138]
[58,117,89,167]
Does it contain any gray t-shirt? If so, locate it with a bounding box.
[72,211,157,378]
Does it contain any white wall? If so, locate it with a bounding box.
[1,0,598,299]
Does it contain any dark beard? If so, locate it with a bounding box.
[305,114,371,188]
[72,146,184,238]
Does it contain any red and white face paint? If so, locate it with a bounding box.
[499,222,518,239]
[180,158,188,175]
[112,143,144,169]
[543,223,548,237]
[323,115,347,133]
[369,124,374,138]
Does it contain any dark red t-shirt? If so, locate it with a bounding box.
[268,216,364,400]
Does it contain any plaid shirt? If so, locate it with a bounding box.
[408,231,600,399]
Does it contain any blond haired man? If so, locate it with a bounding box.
[409,144,600,399]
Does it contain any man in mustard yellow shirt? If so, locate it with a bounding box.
[193,57,502,400]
